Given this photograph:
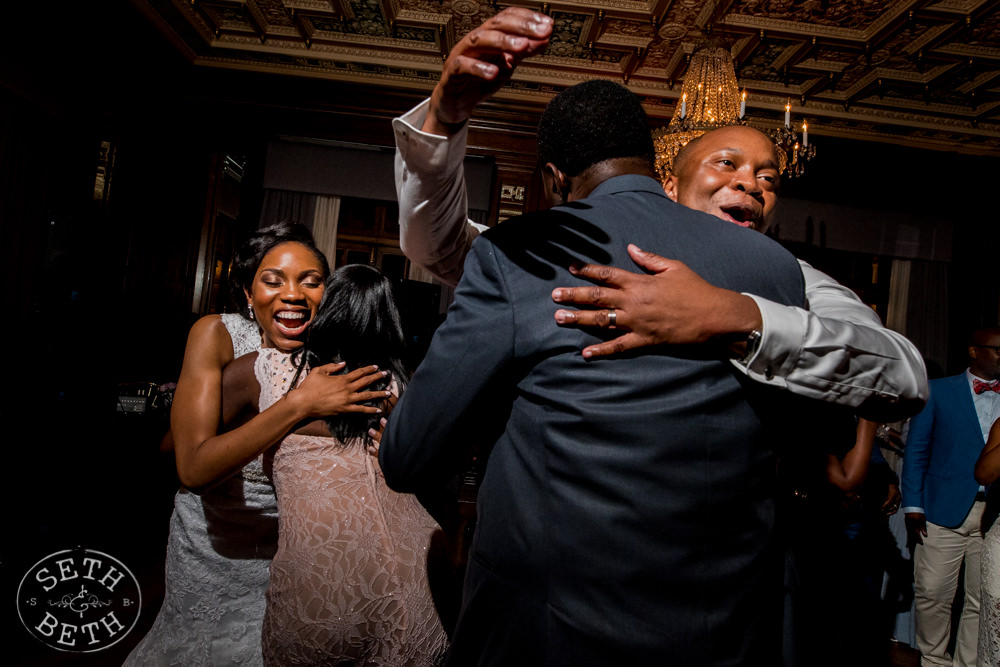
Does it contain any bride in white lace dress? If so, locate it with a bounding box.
[975,417,1000,666]
[125,224,385,666]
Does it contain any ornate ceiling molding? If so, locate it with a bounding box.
[127,0,1000,153]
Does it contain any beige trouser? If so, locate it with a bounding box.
[914,502,985,667]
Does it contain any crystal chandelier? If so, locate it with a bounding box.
[652,40,816,180]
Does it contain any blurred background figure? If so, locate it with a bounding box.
[901,327,1000,666]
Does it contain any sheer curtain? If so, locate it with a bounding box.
[312,195,340,266]
[888,258,948,376]
[258,191,340,268]
[259,190,317,229]
[886,259,910,338]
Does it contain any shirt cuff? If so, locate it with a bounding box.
[729,293,802,385]
[899,507,924,515]
[393,99,469,175]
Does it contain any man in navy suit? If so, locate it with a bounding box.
[902,327,1000,666]
[381,80,808,665]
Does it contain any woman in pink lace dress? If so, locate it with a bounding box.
[224,264,447,666]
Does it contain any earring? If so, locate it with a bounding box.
[248,302,255,321]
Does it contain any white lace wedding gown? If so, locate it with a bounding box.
[125,313,276,666]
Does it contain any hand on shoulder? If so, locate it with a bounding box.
[550,244,762,358]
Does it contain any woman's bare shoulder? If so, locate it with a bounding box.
[188,313,229,341]
[184,314,236,366]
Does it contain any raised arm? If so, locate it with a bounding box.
[394,7,551,285]
[394,101,485,286]
[975,417,1000,485]
[171,316,388,492]
[551,246,927,422]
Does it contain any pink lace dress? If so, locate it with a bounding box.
[257,349,447,666]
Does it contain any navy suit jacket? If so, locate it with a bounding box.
[902,372,984,528]
[381,175,806,666]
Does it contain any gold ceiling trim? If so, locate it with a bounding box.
[719,1,921,43]
[124,0,1000,156]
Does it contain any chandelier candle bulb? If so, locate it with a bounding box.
[740,90,746,118]
[784,103,791,128]
[681,93,687,119]
[802,122,808,146]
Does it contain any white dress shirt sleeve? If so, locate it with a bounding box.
[733,261,928,421]
[393,99,488,287]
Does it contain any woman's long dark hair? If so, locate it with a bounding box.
[291,264,408,445]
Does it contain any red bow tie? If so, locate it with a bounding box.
[974,379,1000,394]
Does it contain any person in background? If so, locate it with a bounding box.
[902,327,1000,666]
[779,415,904,666]
[125,223,385,666]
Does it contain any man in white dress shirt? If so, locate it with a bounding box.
[392,7,927,421]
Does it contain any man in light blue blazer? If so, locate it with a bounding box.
[902,327,1000,666]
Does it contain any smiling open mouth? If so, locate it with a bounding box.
[721,205,758,227]
[275,311,309,335]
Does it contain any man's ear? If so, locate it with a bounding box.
[662,174,680,202]
[542,162,569,206]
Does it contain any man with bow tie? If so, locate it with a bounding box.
[902,326,1000,666]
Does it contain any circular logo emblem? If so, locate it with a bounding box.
[16,548,142,653]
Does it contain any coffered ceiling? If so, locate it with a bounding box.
[133,0,1000,155]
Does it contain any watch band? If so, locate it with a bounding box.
[740,329,762,365]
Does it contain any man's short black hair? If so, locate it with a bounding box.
[537,80,655,177]
[971,326,1000,346]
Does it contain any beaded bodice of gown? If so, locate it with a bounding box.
[257,349,448,666]
[123,312,275,666]
[227,311,262,358]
